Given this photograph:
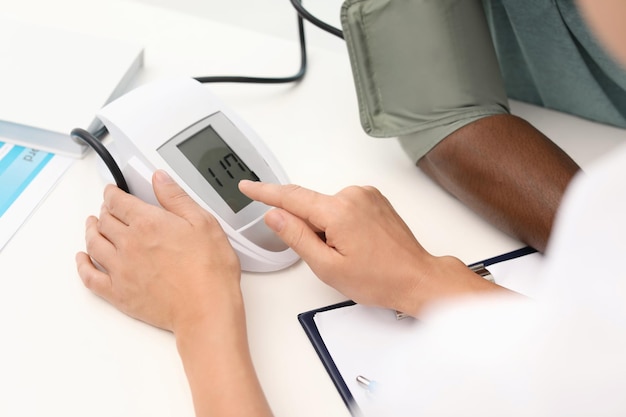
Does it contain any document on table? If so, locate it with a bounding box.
[0,141,73,250]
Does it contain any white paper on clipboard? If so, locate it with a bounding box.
[306,249,544,416]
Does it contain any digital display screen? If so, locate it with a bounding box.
[177,125,259,213]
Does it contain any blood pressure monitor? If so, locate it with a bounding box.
[96,78,299,272]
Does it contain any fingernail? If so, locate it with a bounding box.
[265,210,285,233]
[154,170,174,184]
[238,179,253,190]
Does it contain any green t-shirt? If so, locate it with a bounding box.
[484,0,626,127]
[396,0,626,162]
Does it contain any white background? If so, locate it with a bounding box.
[129,0,345,52]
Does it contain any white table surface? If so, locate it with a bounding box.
[1,1,625,416]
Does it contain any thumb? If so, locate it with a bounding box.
[152,170,201,219]
[264,208,337,271]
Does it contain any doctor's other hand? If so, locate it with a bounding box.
[240,180,508,317]
[76,170,242,333]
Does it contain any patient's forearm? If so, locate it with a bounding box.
[175,299,273,417]
[418,114,580,252]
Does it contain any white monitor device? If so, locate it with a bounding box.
[97,78,299,272]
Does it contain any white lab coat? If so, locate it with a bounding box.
[369,144,626,417]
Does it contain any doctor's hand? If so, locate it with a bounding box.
[76,170,242,333]
[240,180,506,317]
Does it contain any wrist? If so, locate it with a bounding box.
[173,283,246,342]
[402,255,510,317]
[174,288,250,388]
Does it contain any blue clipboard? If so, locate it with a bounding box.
[297,246,537,415]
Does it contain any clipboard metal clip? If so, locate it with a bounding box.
[469,262,495,283]
[395,310,409,320]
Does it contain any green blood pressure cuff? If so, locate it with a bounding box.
[340,0,510,162]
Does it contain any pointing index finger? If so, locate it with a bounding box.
[239,180,329,221]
